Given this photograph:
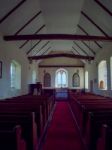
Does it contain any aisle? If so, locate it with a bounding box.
[42,102,84,150]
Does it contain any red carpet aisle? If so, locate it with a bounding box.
[42,102,84,150]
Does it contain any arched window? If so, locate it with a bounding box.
[72,72,80,87]
[32,70,36,83]
[10,60,21,89]
[85,71,88,89]
[110,57,112,89]
[44,73,51,87]
[98,60,107,90]
[55,68,68,88]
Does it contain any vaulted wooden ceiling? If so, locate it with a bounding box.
[0,0,112,61]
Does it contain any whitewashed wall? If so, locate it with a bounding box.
[0,34,30,99]
[85,42,112,97]
[38,57,84,89]
[39,67,84,89]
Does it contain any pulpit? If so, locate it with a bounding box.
[28,82,42,95]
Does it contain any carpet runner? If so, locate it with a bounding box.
[42,102,84,150]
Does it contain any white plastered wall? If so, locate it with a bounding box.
[38,57,84,89]
[85,42,112,97]
[0,33,29,99]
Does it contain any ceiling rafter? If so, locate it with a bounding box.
[71,50,77,55]
[28,53,94,60]
[41,47,51,55]
[94,0,112,17]
[78,24,102,48]
[0,0,26,24]
[26,40,41,55]
[81,11,109,37]
[19,24,45,48]
[73,41,89,56]
[72,46,81,55]
[4,34,112,41]
[81,41,96,55]
[15,11,42,35]
[34,41,50,55]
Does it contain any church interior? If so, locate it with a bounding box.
[0,0,112,150]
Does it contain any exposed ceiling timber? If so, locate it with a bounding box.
[42,47,51,55]
[26,40,41,55]
[15,11,42,35]
[94,0,112,17]
[81,41,96,55]
[4,34,112,41]
[19,24,46,48]
[28,53,94,60]
[0,0,26,24]
[73,41,89,56]
[78,24,102,48]
[72,46,81,55]
[39,65,84,68]
[34,41,50,55]
[81,11,109,37]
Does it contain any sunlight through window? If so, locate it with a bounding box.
[55,68,68,88]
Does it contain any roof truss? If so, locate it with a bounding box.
[4,34,112,41]
[28,53,94,60]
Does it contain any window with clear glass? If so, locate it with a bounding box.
[55,68,68,88]
[32,70,36,83]
[10,60,21,89]
[98,60,107,90]
[85,71,88,89]
[110,57,112,89]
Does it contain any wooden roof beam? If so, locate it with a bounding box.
[28,53,94,60]
[81,41,96,55]
[42,47,51,55]
[94,0,112,16]
[26,40,41,55]
[81,11,109,37]
[34,41,50,55]
[72,46,81,55]
[19,24,45,48]
[39,65,84,68]
[73,41,89,56]
[0,0,26,24]
[15,11,42,35]
[78,24,102,48]
[4,34,112,41]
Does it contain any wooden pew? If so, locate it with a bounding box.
[6,95,55,128]
[0,95,55,150]
[0,112,37,150]
[69,92,112,150]
[83,110,112,150]
[96,124,112,150]
[0,125,26,150]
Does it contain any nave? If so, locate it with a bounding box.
[0,90,112,150]
[42,101,84,150]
